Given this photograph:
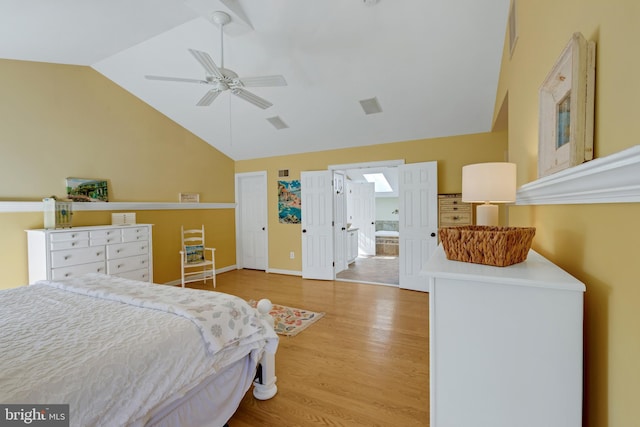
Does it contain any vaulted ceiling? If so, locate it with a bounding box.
[0,0,510,160]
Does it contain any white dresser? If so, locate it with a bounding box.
[423,245,585,427]
[27,224,153,284]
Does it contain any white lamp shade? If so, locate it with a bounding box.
[462,162,517,203]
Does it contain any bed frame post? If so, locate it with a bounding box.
[253,299,278,400]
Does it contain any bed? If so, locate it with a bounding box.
[0,273,278,427]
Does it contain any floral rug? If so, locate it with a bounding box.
[248,301,325,337]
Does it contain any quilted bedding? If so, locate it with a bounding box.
[0,273,278,427]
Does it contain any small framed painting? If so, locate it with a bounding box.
[278,180,301,224]
[179,193,200,203]
[66,178,109,202]
[538,32,595,178]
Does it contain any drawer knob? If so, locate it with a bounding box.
[118,264,124,268]
[65,273,71,277]
[64,255,70,260]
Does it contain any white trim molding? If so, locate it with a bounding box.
[516,144,640,205]
[267,268,302,276]
[0,201,236,213]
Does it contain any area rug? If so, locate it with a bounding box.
[248,300,325,337]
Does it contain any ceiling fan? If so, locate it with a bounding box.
[145,11,286,110]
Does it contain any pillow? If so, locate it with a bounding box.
[185,244,205,264]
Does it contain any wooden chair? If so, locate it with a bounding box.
[180,225,216,288]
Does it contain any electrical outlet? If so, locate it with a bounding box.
[290,251,295,259]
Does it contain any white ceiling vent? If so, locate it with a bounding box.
[266,116,289,130]
[359,97,383,115]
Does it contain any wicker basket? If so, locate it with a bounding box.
[439,226,536,267]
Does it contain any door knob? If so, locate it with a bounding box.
[430,232,436,237]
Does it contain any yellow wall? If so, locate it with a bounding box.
[236,131,508,271]
[0,59,236,287]
[495,0,640,425]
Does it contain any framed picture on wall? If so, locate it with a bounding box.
[66,178,109,202]
[538,32,595,178]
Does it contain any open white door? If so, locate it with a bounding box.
[301,171,334,280]
[399,162,438,291]
[351,182,376,256]
[333,171,347,274]
[235,172,268,270]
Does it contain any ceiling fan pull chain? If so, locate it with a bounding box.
[220,20,225,69]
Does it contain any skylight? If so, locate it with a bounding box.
[363,173,393,192]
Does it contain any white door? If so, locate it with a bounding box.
[351,182,376,256]
[333,171,347,274]
[235,172,268,270]
[301,171,334,280]
[399,162,438,291]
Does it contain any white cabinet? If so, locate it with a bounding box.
[423,246,585,427]
[27,225,153,284]
[347,228,358,264]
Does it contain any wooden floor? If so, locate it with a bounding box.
[336,256,399,285]
[188,269,429,427]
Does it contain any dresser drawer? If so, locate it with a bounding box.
[90,229,122,246]
[50,246,106,268]
[51,261,106,280]
[50,239,89,251]
[50,231,89,242]
[107,241,150,259]
[122,227,149,242]
[113,268,151,282]
[107,254,150,275]
[439,212,472,225]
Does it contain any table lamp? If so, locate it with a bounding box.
[462,162,516,226]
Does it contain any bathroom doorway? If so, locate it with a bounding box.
[335,164,400,286]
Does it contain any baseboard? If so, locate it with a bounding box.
[163,265,237,286]
[267,268,302,276]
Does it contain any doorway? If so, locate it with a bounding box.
[336,165,400,286]
[235,172,268,271]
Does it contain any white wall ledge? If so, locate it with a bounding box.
[516,144,640,205]
[0,201,236,213]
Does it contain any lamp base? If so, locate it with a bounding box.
[476,203,499,226]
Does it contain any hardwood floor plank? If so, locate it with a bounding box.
[186,269,429,426]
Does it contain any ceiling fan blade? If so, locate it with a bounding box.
[231,88,273,109]
[188,49,224,79]
[237,75,287,88]
[145,75,207,84]
[196,89,222,106]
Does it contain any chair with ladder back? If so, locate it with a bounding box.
[180,225,216,288]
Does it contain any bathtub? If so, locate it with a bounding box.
[375,230,399,255]
[375,230,399,237]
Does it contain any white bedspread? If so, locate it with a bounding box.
[0,274,278,427]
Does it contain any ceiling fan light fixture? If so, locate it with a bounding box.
[359,97,383,115]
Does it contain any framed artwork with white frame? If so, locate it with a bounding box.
[538,32,595,178]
